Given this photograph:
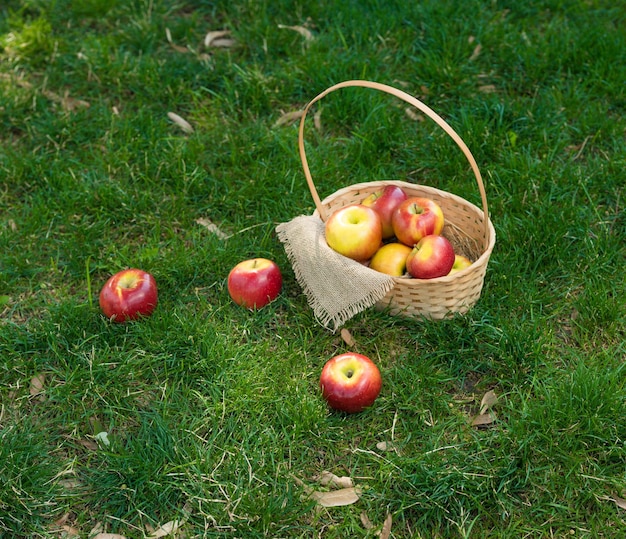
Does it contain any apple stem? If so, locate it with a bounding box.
[346,370,354,378]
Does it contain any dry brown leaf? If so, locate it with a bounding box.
[319,471,353,489]
[471,412,497,427]
[165,28,190,53]
[313,108,322,131]
[379,513,393,539]
[167,112,194,133]
[30,373,46,397]
[469,43,482,61]
[147,519,182,538]
[478,84,497,94]
[376,441,398,452]
[479,390,498,415]
[42,90,90,111]
[310,486,361,507]
[273,110,304,128]
[360,512,374,529]
[195,217,229,240]
[93,534,127,539]
[609,494,626,510]
[278,24,314,42]
[340,328,356,346]
[61,525,81,537]
[204,30,235,48]
[404,107,425,122]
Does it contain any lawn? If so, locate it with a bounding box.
[1,0,625,537]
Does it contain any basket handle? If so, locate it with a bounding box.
[298,80,490,243]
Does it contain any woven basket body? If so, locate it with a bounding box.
[299,81,496,320]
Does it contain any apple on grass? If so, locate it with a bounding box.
[319,352,382,414]
[406,234,455,279]
[227,258,282,309]
[362,185,408,239]
[392,197,445,247]
[325,204,383,262]
[99,268,158,323]
[448,254,472,275]
[369,243,413,277]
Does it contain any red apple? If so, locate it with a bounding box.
[391,197,445,246]
[227,258,282,309]
[448,254,473,275]
[325,204,383,262]
[362,185,408,239]
[369,243,413,277]
[99,268,158,323]
[320,352,382,413]
[406,235,455,279]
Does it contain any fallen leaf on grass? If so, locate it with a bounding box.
[404,107,425,122]
[360,512,374,529]
[310,486,361,507]
[471,412,497,426]
[165,28,190,53]
[30,374,46,400]
[147,519,183,538]
[479,390,498,415]
[608,494,626,511]
[92,534,127,539]
[469,43,482,61]
[318,471,353,489]
[273,110,304,128]
[278,24,314,42]
[340,328,355,346]
[379,513,392,539]
[195,217,229,239]
[471,390,498,427]
[42,90,90,111]
[478,84,497,94]
[204,30,236,48]
[167,112,194,133]
[376,441,397,452]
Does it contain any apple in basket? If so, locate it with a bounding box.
[369,243,413,277]
[227,258,283,309]
[448,254,473,275]
[362,185,408,239]
[406,234,455,279]
[320,352,382,413]
[392,197,445,246]
[99,268,158,323]
[325,204,383,262]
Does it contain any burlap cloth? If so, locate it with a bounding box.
[276,215,396,331]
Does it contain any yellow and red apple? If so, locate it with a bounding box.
[369,242,412,276]
[227,258,283,309]
[406,234,455,279]
[319,352,382,413]
[392,196,445,246]
[325,204,383,262]
[99,268,158,323]
[448,254,472,275]
[362,185,408,239]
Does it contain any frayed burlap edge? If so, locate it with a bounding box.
[276,215,396,331]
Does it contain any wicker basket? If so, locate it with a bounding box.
[297,80,496,320]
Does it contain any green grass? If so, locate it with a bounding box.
[1,0,625,537]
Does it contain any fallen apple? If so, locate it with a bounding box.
[406,234,455,279]
[369,242,413,277]
[227,258,283,309]
[319,352,382,413]
[325,204,383,262]
[391,197,445,247]
[362,185,408,239]
[448,254,473,275]
[99,268,158,323]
